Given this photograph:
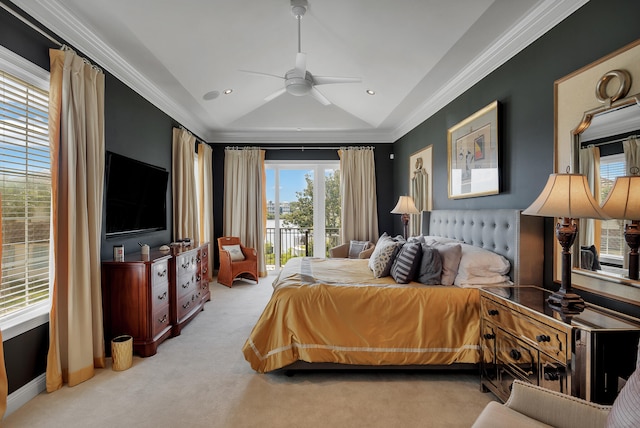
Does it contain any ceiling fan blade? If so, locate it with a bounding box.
[239,70,284,80]
[295,52,307,77]
[313,75,362,85]
[264,87,287,102]
[309,87,331,106]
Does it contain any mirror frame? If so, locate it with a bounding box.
[555,38,640,305]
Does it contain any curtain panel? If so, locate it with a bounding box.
[338,147,379,244]
[47,48,106,391]
[198,143,214,276]
[172,128,199,242]
[223,148,267,277]
[579,146,601,251]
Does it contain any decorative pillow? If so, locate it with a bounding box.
[368,238,402,278]
[606,341,640,427]
[390,242,422,283]
[368,233,391,271]
[431,242,462,286]
[416,244,442,285]
[348,240,370,259]
[454,243,510,286]
[407,235,425,245]
[222,244,245,261]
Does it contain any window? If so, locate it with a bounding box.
[599,153,626,266]
[0,48,51,336]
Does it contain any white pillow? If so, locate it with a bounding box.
[453,243,510,286]
[222,244,245,261]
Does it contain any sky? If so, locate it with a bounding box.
[265,169,312,202]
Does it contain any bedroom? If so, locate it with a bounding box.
[2,0,640,424]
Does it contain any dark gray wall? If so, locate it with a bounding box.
[392,0,640,317]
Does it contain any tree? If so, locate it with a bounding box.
[281,170,341,229]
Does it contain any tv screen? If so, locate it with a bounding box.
[105,151,169,237]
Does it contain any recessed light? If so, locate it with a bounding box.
[224,89,233,95]
[366,89,375,95]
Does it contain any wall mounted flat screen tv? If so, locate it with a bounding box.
[105,151,169,237]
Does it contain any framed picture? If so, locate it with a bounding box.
[447,100,499,199]
[409,145,432,237]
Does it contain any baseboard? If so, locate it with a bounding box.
[5,373,46,418]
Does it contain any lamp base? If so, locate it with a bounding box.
[625,221,639,281]
[547,289,586,315]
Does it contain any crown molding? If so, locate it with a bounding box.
[14,0,587,145]
[391,0,589,142]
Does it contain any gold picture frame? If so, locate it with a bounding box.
[447,100,500,199]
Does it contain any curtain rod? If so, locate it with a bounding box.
[225,146,375,151]
[582,134,638,148]
[0,2,64,47]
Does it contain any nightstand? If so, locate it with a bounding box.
[480,286,640,404]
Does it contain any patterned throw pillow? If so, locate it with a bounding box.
[222,244,245,261]
[369,238,402,278]
[390,242,422,283]
[606,341,640,427]
[416,245,442,285]
[348,240,370,258]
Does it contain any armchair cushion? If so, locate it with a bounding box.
[329,241,375,259]
[348,240,370,258]
[222,244,245,261]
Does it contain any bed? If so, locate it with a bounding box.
[242,209,543,373]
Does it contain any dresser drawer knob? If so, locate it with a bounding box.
[483,333,496,340]
[509,349,521,360]
[536,334,551,342]
[488,309,499,316]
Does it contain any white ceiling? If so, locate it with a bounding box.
[14,0,586,144]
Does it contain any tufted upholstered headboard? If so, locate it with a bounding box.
[421,209,544,286]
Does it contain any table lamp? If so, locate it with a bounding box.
[600,167,640,280]
[523,171,610,314]
[391,196,420,240]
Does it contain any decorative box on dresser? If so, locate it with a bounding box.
[101,242,211,357]
[101,250,173,357]
[170,242,211,335]
[480,286,640,405]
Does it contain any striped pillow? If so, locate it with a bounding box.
[390,242,422,283]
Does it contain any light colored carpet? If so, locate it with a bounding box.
[3,272,495,428]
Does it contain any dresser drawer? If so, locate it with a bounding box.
[176,272,196,299]
[151,259,169,287]
[152,305,171,338]
[482,296,568,364]
[175,252,197,277]
[177,291,198,321]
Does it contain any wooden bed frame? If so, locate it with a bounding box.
[275,209,544,372]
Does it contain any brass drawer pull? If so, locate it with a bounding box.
[536,334,551,342]
[488,309,499,316]
[182,301,191,309]
[157,291,167,300]
[182,281,190,289]
[158,314,168,323]
[157,269,167,277]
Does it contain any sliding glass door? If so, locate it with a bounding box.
[265,161,340,269]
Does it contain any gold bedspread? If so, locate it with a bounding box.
[242,257,480,373]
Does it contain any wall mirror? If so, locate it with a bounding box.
[555,39,640,305]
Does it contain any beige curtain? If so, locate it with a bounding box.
[0,196,7,418]
[339,147,379,243]
[172,128,199,242]
[622,137,640,269]
[197,143,214,277]
[223,148,267,277]
[579,146,601,251]
[47,48,106,391]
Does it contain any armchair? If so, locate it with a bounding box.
[217,237,258,287]
[329,240,375,259]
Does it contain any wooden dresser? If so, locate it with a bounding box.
[480,286,640,404]
[102,242,211,357]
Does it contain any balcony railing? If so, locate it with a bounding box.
[265,227,340,269]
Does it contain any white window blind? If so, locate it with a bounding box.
[0,70,50,317]
[599,153,626,260]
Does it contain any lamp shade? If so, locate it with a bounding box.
[391,196,420,215]
[522,173,610,219]
[600,175,640,220]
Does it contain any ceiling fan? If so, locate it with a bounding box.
[241,0,361,106]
